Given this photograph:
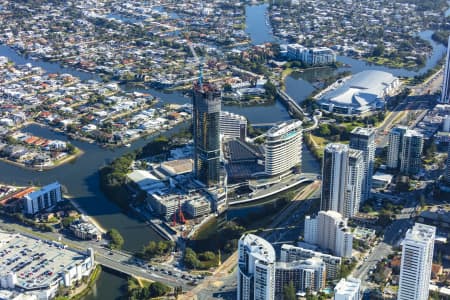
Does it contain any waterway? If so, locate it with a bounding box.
[0,4,445,299]
[245,4,280,45]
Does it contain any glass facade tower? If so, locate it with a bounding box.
[193,82,221,186]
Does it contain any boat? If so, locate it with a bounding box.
[124,143,131,148]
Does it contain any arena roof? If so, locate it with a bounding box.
[319,70,398,112]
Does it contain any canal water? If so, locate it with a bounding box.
[0,3,446,299]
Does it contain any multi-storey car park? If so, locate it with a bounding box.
[0,231,94,300]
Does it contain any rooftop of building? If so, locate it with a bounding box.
[266,120,302,139]
[372,171,394,182]
[193,82,220,94]
[240,234,275,263]
[127,170,163,191]
[220,110,247,121]
[403,129,423,138]
[325,143,348,153]
[351,126,376,136]
[390,125,408,134]
[275,257,324,270]
[25,182,60,199]
[0,231,90,291]
[335,277,361,295]
[224,139,264,162]
[320,70,398,108]
[160,159,193,176]
[406,223,436,242]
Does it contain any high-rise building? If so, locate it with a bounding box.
[334,277,361,300]
[264,120,302,176]
[220,111,247,141]
[345,149,364,218]
[321,144,363,218]
[275,258,326,296]
[280,244,341,280]
[321,144,348,213]
[193,82,221,186]
[349,127,375,202]
[24,182,63,215]
[387,125,408,169]
[304,215,318,245]
[400,129,424,175]
[398,223,436,300]
[304,211,353,258]
[446,144,450,183]
[441,36,450,104]
[238,234,276,300]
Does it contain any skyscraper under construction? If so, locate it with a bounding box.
[192,82,221,186]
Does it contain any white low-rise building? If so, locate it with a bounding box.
[23,182,63,215]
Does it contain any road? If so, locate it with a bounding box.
[0,217,194,290]
[181,181,322,300]
[375,69,442,148]
[351,218,413,292]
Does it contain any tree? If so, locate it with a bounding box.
[317,124,331,136]
[283,282,297,300]
[107,228,124,249]
[148,281,170,297]
[372,43,385,57]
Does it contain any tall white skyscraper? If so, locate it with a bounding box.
[400,129,424,175]
[446,144,450,183]
[238,234,276,300]
[346,149,364,218]
[321,143,349,213]
[387,125,407,169]
[350,127,375,202]
[441,36,450,104]
[304,210,353,258]
[321,144,362,218]
[264,120,302,176]
[398,223,436,300]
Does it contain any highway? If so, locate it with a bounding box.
[0,217,194,290]
[181,181,322,300]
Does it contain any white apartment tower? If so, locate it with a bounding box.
[346,149,364,218]
[446,144,450,182]
[220,111,247,141]
[304,215,318,245]
[349,127,375,202]
[264,120,302,176]
[398,223,436,300]
[238,234,276,300]
[321,143,348,214]
[334,277,361,300]
[304,210,353,258]
[321,144,362,218]
[24,182,63,215]
[400,129,424,175]
[441,36,450,104]
[275,258,326,296]
[387,125,407,169]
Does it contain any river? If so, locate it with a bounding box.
[0,3,446,299]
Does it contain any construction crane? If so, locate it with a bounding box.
[185,33,204,88]
[172,197,186,226]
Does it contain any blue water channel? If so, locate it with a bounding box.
[0,3,447,299]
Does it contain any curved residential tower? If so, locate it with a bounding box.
[264,120,302,176]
